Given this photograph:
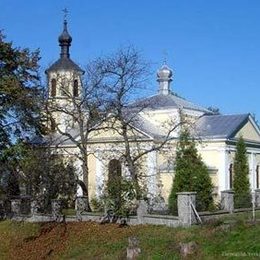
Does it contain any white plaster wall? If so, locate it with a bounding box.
[147,151,157,197]
[95,152,105,198]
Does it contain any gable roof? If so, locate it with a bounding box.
[194,114,250,139]
[129,93,211,113]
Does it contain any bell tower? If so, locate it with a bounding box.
[45,13,84,133]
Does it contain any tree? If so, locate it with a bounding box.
[0,141,77,211]
[0,142,22,198]
[0,31,43,196]
[168,129,214,213]
[0,32,42,153]
[91,47,186,214]
[233,136,251,208]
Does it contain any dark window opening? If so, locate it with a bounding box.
[73,80,79,97]
[51,79,56,97]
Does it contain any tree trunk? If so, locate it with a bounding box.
[80,151,92,212]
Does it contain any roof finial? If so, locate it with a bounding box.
[163,49,168,65]
[62,8,68,22]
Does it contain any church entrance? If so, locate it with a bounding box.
[108,159,122,211]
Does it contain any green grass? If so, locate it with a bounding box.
[62,208,76,216]
[1,217,260,259]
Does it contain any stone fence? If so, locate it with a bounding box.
[1,189,260,227]
[0,193,192,227]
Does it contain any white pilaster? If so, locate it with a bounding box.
[249,153,256,191]
[74,158,83,196]
[96,153,105,198]
[147,151,157,197]
[219,148,229,193]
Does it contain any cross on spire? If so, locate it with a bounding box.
[163,49,168,65]
[62,8,68,21]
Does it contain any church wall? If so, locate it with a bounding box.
[159,173,173,202]
[56,138,260,206]
[235,121,260,142]
[197,142,260,194]
[198,142,228,194]
[156,145,175,202]
[158,142,226,202]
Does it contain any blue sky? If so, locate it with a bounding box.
[1,0,260,121]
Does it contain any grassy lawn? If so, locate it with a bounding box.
[0,218,260,259]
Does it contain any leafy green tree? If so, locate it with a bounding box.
[0,141,25,198]
[0,141,77,211]
[20,144,77,211]
[0,31,42,156]
[233,136,251,208]
[168,129,214,213]
[0,31,43,199]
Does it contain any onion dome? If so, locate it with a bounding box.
[59,20,72,46]
[58,20,72,58]
[157,64,173,95]
[157,64,173,80]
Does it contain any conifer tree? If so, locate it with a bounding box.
[0,31,42,198]
[0,31,42,155]
[233,136,251,208]
[168,129,213,213]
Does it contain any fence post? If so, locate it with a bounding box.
[21,196,31,215]
[137,200,148,224]
[30,200,39,216]
[254,189,260,208]
[11,198,22,216]
[221,190,234,213]
[75,196,88,220]
[51,199,62,220]
[177,192,197,226]
[75,196,88,212]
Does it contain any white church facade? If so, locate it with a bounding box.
[43,19,260,205]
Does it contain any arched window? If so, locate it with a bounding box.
[51,79,56,97]
[256,165,259,189]
[229,163,233,189]
[60,78,69,96]
[108,159,122,209]
[73,80,79,97]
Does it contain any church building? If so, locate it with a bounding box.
[44,19,260,206]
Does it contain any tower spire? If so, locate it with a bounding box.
[58,8,72,58]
